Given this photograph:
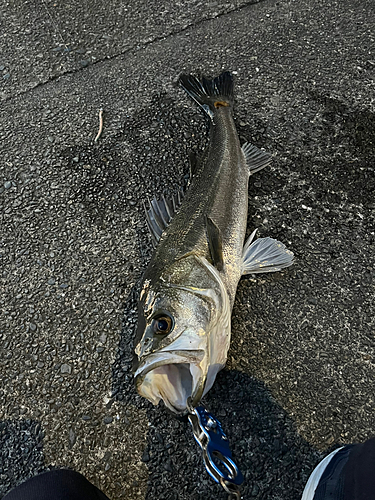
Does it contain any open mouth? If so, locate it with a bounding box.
[134,350,205,413]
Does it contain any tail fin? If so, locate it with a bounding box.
[179,71,234,119]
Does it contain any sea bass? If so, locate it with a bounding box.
[133,71,293,414]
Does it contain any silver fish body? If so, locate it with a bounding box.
[134,72,293,413]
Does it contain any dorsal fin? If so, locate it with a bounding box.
[205,216,224,271]
[242,142,272,174]
[145,191,184,246]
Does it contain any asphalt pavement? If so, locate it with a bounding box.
[1,0,374,498]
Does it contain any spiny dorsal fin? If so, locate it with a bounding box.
[205,216,224,271]
[145,191,184,246]
[242,143,272,174]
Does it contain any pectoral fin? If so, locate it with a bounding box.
[205,216,224,271]
[242,230,294,274]
[242,143,272,174]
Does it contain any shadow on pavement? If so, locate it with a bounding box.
[0,419,47,498]
[112,286,323,500]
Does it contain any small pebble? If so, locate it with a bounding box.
[163,460,173,472]
[60,363,72,374]
[252,484,259,496]
[69,428,76,447]
[4,181,12,189]
[155,432,164,445]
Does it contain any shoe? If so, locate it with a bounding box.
[302,437,375,500]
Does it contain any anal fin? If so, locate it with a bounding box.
[242,143,272,174]
[205,216,224,271]
[242,230,294,274]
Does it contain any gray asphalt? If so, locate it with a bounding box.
[0,0,374,499]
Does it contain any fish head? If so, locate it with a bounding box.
[133,255,231,414]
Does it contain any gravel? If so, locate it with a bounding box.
[1,0,374,498]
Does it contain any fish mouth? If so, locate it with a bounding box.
[134,350,206,414]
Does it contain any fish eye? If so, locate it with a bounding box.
[152,314,174,335]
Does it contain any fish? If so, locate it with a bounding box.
[133,71,294,414]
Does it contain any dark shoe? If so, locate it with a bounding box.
[302,437,375,500]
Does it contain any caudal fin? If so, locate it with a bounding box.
[179,71,234,118]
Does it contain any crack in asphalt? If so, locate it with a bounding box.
[1,0,272,105]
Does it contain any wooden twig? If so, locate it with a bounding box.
[94,108,104,142]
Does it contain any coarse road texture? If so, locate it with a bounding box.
[1,0,374,499]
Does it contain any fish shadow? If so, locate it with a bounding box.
[112,290,323,500]
[139,370,323,500]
